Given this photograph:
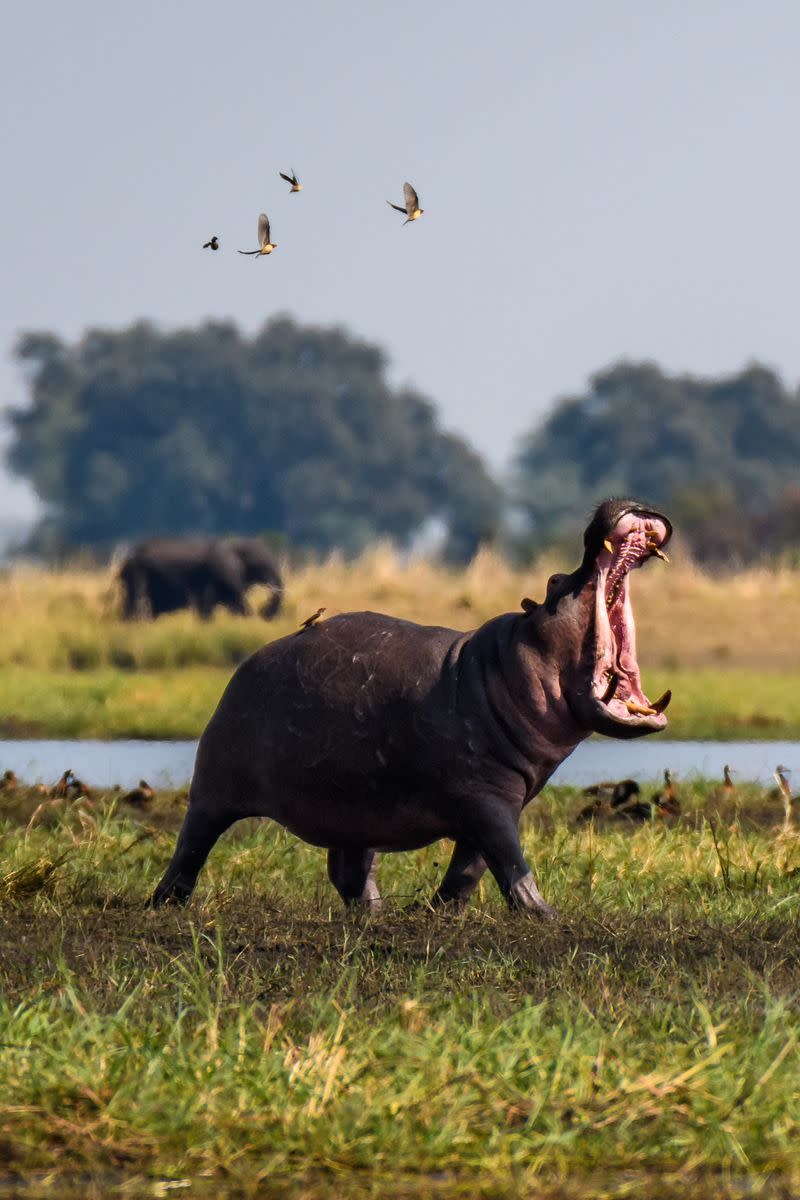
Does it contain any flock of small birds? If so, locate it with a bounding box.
[202,173,424,258]
[575,769,680,826]
[0,769,157,830]
[198,174,425,622]
[574,764,800,829]
[3,764,798,830]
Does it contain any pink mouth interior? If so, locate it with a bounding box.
[592,513,669,724]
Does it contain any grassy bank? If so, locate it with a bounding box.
[1,779,800,1194]
[3,664,800,741]
[3,548,800,739]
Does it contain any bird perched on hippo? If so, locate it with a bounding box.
[151,499,672,919]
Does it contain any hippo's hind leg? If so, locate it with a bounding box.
[432,840,487,907]
[149,798,235,907]
[327,848,380,907]
[461,805,556,919]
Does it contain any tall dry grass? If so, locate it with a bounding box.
[1,543,800,671]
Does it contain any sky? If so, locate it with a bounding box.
[4,0,800,524]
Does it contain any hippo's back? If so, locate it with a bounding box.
[199,611,465,780]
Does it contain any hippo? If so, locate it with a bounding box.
[151,499,672,917]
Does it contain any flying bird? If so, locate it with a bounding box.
[203,236,219,251]
[279,169,302,193]
[238,214,278,257]
[387,182,423,225]
[298,607,326,630]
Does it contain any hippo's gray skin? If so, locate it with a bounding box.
[151,500,672,917]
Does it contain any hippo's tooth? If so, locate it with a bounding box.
[603,539,614,553]
[647,542,670,563]
[600,671,619,704]
[650,689,672,714]
[624,700,657,716]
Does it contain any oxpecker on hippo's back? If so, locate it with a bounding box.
[151,499,672,919]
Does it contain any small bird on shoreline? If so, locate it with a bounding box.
[773,765,798,831]
[651,769,680,817]
[203,236,219,250]
[52,769,76,799]
[387,182,423,225]
[122,779,156,808]
[279,169,302,193]
[238,214,277,257]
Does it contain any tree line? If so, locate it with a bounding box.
[8,319,800,566]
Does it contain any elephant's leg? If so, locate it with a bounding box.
[461,805,555,918]
[149,800,235,906]
[191,586,216,621]
[122,567,151,620]
[260,587,283,619]
[327,848,380,907]
[222,592,249,617]
[432,840,487,907]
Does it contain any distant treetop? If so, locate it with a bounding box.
[514,360,800,565]
[8,316,502,561]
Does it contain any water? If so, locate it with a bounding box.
[0,737,798,790]
[0,739,198,790]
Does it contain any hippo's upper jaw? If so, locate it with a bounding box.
[570,503,673,740]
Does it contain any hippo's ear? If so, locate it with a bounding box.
[544,573,576,610]
[520,597,537,614]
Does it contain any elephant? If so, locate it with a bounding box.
[118,536,283,621]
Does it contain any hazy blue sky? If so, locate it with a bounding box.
[4,0,800,522]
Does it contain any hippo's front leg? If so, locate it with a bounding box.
[327,848,381,907]
[460,803,556,919]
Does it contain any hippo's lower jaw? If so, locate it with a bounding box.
[573,509,672,740]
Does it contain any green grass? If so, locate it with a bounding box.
[0,666,229,739]
[3,664,800,740]
[2,780,800,1195]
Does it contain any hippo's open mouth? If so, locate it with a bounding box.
[587,509,672,738]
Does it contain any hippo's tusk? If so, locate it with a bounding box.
[647,542,670,563]
[624,700,657,716]
[600,672,619,704]
[603,539,614,553]
[650,689,672,714]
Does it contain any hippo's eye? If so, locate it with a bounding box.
[547,573,565,594]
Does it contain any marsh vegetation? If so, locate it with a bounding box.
[1,779,799,1194]
[2,549,800,738]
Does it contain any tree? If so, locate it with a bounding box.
[8,317,502,560]
[514,361,800,564]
